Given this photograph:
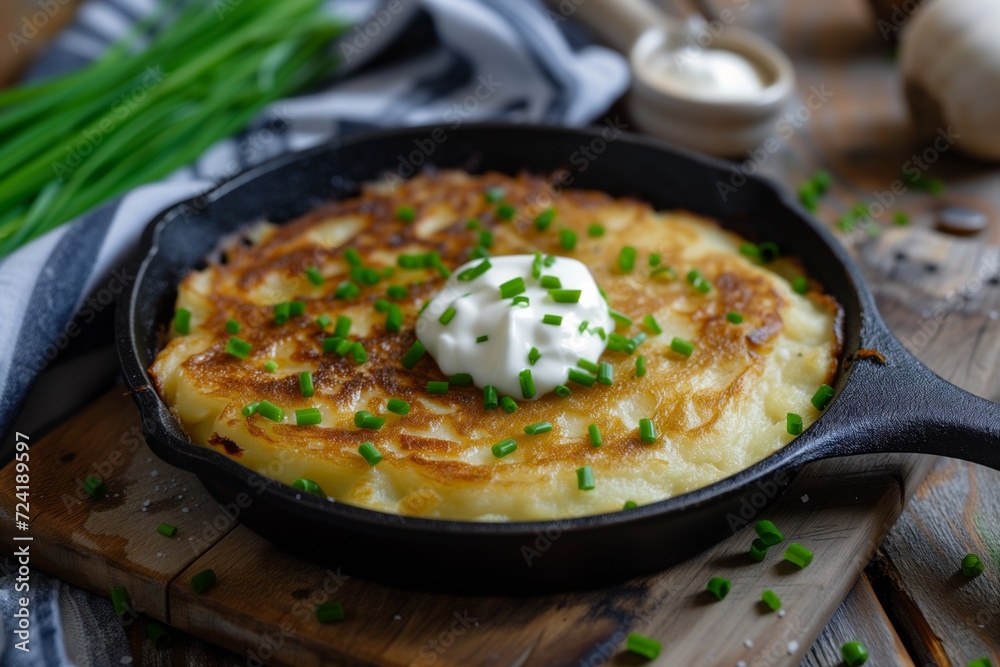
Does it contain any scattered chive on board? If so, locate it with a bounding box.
[706,576,731,600]
[110,586,130,616]
[147,622,171,649]
[316,601,346,623]
[626,633,661,660]
[841,641,869,667]
[157,523,178,538]
[761,589,781,611]
[190,569,217,594]
[749,538,769,562]
[755,520,784,546]
[784,543,813,568]
[84,476,108,499]
[961,553,985,578]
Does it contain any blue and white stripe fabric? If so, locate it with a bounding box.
[0,0,627,664]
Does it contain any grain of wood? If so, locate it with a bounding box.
[0,0,82,85]
[0,390,238,620]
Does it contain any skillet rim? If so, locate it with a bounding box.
[116,121,877,537]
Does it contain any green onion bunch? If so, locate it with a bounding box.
[0,0,345,257]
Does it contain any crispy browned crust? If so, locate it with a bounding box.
[151,171,842,496]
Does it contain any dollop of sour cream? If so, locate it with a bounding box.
[417,255,613,400]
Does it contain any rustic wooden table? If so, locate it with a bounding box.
[3,0,998,665]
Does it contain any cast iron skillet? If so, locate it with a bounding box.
[117,124,1000,593]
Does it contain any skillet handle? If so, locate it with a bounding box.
[805,322,1000,470]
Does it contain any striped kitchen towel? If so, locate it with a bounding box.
[0,0,627,665]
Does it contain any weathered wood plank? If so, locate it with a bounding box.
[0,390,237,621]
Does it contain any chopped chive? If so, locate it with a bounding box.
[306,267,324,286]
[496,203,516,220]
[401,341,426,369]
[500,396,519,413]
[471,246,489,258]
[799,181,819,211]
[439,307,457,325]
[649,253,661,267]
[784,543,813,568]
[457,259,491,282]
[335,281,361,300]
[576,466,595,491]
[264,360,278,373]
[270,301,292,322]
[625,332,647,354]
[375,298,391,313]
[84,476,108,499]
[641,314,662,335]
[258,400,284,423]
[755,520,785,546]
[427,381,449,395]
[639,418,657,443]
[350,342,367,364]
[289,301,306,318]
[174,308,191,334]
[396,205,416,222]
[761,589,781,611]
[499,277,526,299]
[532,252,543,279]
[811,169,832,193]
[524,421,552,436]
[758,242,780,263]
[787,413,803,435]
[429,252,451,279]
[670,337,694,357]
[418,300,431,315]
[607,333,628,352]
[299,372,314,397]
[726,312,744,324]
[626,633,661,660]
[540,275,562,289]
[811,383,835,410]
[449,373,474,387]
[484,187,505,203]
[512,295,530,308]
[588,424,602,447]
[568,368,597,387]
[343,248,363,267]
[555,384,571,398]
[749,538,769,562]
[316,601,346,623]
[110,586,130,616]
[542,314,563,326]
[334,339,354,356]
[792,276,808,294]
[387,284,407,300]
[961,553,985,578]
[147,621,171,649]
[295,408,322,426]
[519,369,536,399]
[687,269,711,294]
[623,500,638,509]
[359,441,383,466]
[578,320,589,333]
[190,569,217,594]
[224,336,252,360]
[588,223,605,237]
[577,359,599,373]
[549,289,581,303]
[316,314,332,329]
[528,347,541,366]
[635,355,646,377]
[478,230,493,248]
[476,334,489,343]
[739,242,761,261]
[559,229,577,250]
[157,523,178,538]
[354,410,385,430]
[841,641,869,667]
[492,438,517,458]
[597,362,614,386]
[967,660,993,667]
[618,246,637,272]
[241,402,260,417]
[609,309,632,328]
[706,577,731,600]
[398,253,429,269]
[483,385,499,410]
[292,478,324,496]
[535,208,556,230]
[386,399,410,416]
[386,304,403,333]
[543,255,556,267]
[651,265,677,280]
[225,318,241,334]
[894,211,909,226]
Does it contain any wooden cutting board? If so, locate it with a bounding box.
[4,225,994,666]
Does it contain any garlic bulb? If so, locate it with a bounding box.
[899,0,1000,160]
